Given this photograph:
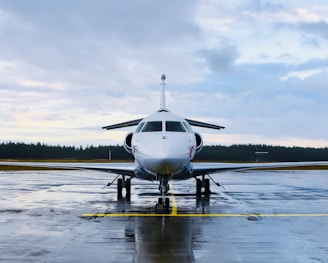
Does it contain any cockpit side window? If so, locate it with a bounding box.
[135,122,145,133]
[166,121,186,132]
[183,122,193,133]
[141,121,163,132]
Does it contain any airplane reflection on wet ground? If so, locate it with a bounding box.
[1,170,328,262]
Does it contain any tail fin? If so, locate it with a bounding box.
[159,74,167,110]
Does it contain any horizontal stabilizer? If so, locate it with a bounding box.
[102,118,143,130]
[185,118,225,130]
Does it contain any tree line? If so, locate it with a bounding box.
[0,142,132,160]
[0,142,327,162]
[195,144,328,162]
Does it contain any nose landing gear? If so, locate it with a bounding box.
[155,176,170,213]
[155,197,170,213]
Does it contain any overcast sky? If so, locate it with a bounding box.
[1,0,327,147]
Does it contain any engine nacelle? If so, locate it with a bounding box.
[124,132,133,154]
[195,132,203,153]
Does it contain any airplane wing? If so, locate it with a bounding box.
[2,161,328,177]
[102,118,143,130]
[192,161,328,176]
[101,117,225,131]
[0,161,135,177]
[185,118,225,130]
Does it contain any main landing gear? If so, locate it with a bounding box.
[117,176,131,201]
[196,175,221,196]
[105,175,131,201]
[196,175,223,196]
[196,176,210,196]
[155,176,170,213]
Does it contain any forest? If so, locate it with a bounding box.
[1,142,328,162]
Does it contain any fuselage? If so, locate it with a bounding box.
[131,109,197,180]
[102,75,222,183]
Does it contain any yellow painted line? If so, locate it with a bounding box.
[82,183,328,218]
[81,213,328,217]
[170,183,177,216]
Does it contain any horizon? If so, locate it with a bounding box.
[2,141,328,150]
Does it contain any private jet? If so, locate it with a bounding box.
[1,74,328,212]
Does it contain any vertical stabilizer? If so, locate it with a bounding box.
[160,74,166,110]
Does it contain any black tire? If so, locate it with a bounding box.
[165,198,170,211]
[117,178,123,200]
[155,203,164,213]
[196,178,202,196]
[125,178,131,195]
[204,178,210,196]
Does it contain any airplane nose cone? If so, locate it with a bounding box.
[147,157,184,175]
[137,135,190,175]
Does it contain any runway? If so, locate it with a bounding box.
[1,169,328,262]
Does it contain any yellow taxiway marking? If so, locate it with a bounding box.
[81,213,328,217]
[170,183,177,216]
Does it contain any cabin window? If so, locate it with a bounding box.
[166,121,186,132]
[141,121,163,132]
[135,122,145,133]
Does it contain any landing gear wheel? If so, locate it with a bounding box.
[155,197,170,213]
[204,178,210,196]
[156,175,170,213]
[125,179,131,194]
[196,179,202,196]
[156,198,165,213]
[125,178,131,201]
[117,178,123,200]
[165,198,170,212]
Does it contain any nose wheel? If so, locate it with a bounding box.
[155,197,170,213]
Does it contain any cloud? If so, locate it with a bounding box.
[247,0,284,13]
[0,1,201,83]
[277,20,328,42]
[0,1,328,147]
[297,21,328,41]
[281,68,327,81]
[172,55,328,145]
[197,43,240,72]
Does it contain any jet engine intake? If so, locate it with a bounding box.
[195,132,203,153]
[124,132,133,154]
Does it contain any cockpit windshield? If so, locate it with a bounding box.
[165,121,186,132]
[140,121,187,132]
[141,121,162,132]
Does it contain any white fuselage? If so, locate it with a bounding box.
[131,110,196,179]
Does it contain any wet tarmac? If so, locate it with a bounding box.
[1,169,328,262]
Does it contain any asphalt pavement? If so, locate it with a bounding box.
[1,169,328,262]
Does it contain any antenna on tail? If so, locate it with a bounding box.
[160,74,167,110]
